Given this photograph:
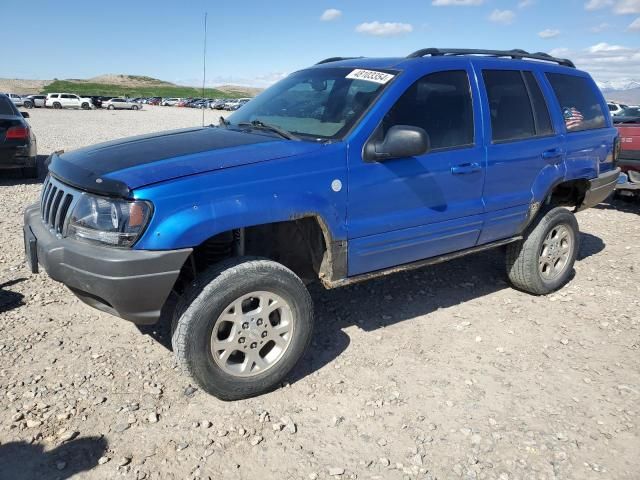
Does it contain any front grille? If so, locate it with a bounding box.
[40,175,78,235]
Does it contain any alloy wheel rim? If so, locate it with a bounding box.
[210,291,294,377]
[539,224,573,280]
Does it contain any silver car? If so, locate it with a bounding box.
[103,98,142,110]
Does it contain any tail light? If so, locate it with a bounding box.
[6,126,29,140]
[613,136,620,167]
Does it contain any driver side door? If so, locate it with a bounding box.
[346,67,487,276]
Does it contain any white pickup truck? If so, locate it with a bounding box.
[45,93,94,109]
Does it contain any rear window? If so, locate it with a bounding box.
[546,73,606,132]
[0,96,17,115]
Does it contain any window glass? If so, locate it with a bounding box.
[0,96,17,115]
[483,70,535,142]
[61,94,71,99]
[546,73,606,132]
[522,71,554,136]
[381,70,474,150]
[228,67,391,139]
[608,104,616,111]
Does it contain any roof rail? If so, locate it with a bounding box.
[406,48,575,68]
[316,56,363,65]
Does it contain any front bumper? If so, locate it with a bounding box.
[24,203,192,324]
[577,168,620,211]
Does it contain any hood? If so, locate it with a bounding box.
[48,126,324,197]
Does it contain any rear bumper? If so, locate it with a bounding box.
[0,148,36,169]
[24,203,192,324]
[578,168,621,211]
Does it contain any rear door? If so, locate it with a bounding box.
[347,64,487,275]
[476,67,561,244]
[544,72,616,178]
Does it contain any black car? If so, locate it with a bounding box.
[0,93,38,178]
[613,107,640,124]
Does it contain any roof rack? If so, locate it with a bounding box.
[406,48,575,68]
[316,56,363,65]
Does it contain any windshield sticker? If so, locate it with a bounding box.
[346,69,395,85]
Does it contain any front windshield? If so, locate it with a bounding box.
[227,67,396,140]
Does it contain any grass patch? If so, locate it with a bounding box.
[42,80,252,99]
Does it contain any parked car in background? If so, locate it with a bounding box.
[210,99,227,110]
[24,49,620,400]
[0,93,37,178]
[612,107,640,124]
[3,93,24,107]
[102,98,143,110]
[162,98,182,106]
[45,93,94,109]
[147,97,162,106]
[615,122,640,198]
[24,95,47,108]
[608,102,628,116]
[226,98,250,111]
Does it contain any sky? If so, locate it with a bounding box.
[3,0,639,87]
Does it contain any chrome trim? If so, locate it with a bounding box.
[39,175,81,237]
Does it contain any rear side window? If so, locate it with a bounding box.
[381,70,474,150]
[546,73,606,132]
[522,71,554,137]
[0,96,17,115]
[483,70,536,142]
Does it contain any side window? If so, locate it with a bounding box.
[522,71,554,136]
[382,70,474,150]
[61,94,71,99]
[483,70,535,142]
[546,73,606,132]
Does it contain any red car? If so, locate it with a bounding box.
[615,122,640,198]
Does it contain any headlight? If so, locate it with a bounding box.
[68,194,152,248]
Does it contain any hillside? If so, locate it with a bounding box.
[604,88,640,106]
[1,74,260,98]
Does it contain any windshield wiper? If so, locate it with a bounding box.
[237,120,299,141]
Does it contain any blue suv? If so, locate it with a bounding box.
[24,49,620,399]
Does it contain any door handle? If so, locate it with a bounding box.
[542,149,563,162]
[451,163,481,175]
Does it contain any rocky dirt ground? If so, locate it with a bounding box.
[0,106,639,480]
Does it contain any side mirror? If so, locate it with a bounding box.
[21,111,30,118]
[365,125,429,162]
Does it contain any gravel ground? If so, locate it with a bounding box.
[1,106,639,480]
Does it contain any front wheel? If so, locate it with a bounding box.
[172,258,314,400]
[81,102,90,110]
[24,101,34,109]
[107,104,114,110]
[506,207,579,295]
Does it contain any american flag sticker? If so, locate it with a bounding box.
[563,107,584,130]
[346,69,395,85]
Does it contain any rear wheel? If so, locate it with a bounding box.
[52,102,61,109]
[132,105,138,110]
[81,102,90,110]
[506,207,579,295]
[172,257,313,400]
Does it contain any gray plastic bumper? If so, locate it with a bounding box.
[578,168,620,211]
[24,203,192,324]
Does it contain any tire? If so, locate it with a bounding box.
[24,101,34,109]
[132,105,138,110]
[506,207,580,295]
[172,257,313,400]
[107,104,114,110]
[53,102,61,109]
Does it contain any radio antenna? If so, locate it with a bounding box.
[201,12,208,127]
